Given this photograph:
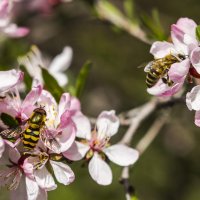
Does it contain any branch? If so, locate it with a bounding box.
[136,113,168,155]
[119,98,158,145]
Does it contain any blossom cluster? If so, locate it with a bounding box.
[145,18,200,127]
[0,66,138,199]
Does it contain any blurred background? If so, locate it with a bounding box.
[1,0,200,199]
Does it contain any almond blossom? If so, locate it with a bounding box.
[186,85,200,126]
[64,110,139,185]
[145,18,199,97]
[37,90,76,154]
[0,146,46,200]
[0,82,42,122]
[0,0,29,38]
[18,45,73,87]
[25,142,75,190]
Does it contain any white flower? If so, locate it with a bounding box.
[63,110,139,185]
[18,45,73,87]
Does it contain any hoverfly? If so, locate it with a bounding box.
[0,107,47,151]
[145,54,185,88]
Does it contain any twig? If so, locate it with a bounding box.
[120,167,134,200]
[119,98,158,145]
[136,114,168,155]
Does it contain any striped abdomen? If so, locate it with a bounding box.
[23,123,40,150]
[146,67,164,88]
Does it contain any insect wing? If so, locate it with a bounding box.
[0,127,23,140]
[144,61,153,72]
[40,128,61,154]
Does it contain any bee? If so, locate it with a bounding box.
[145,54,185,88]
[0,107,47,151]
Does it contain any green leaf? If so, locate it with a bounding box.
[1,113,19,127]
[141,9,166,40]
[41,68,64,102]
[19,64,32,92]
[123,0,135,20]
[196,25,200,41]
[75,61,92,98]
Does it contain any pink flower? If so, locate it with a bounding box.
[18,45,73,87]
[145,41,190,96]
[186,85,200,126]
[37,90,76,153]
[0,82,42,122]
[64,111,139,185]
[0,147,45,200]
[26,143,75,189]
[0,0,29,38]
[0,69,23,93]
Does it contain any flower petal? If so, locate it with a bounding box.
[88,152,112,185]
[186,85,200,111]
[191,47,200,74]
[25,177,40,200]
[34,167,57,191]
[3,24,29,38]
[0,137,4,158]
[195,111,200,127]
[50,160,75,185]
[63,141,90,161]
[58,93,71,120]
[147,79,183,97]
[56,123,76,152]
[168,59,190,83]
[10,176,27,200]
[96,110,119,139]
[103,144,139,166]
[22,84,42,117]
[0,69,23,93]
[72,111,91,139]
[174,18,197,39]
[150,41,176,59]
[49,46,73,72]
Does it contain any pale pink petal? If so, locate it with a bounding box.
[96,110,119,139]
[63,141,90,161]
[191,47,200,74]
[51,72,68,87]
[0,69,23,93]
[9,147,20,164]
[38,90,57,107]
[34,167,57,191]
[70,97,81,111]
[49,46,72,72]
[175,18,197,38]
[72,111,91,140]
[186,85,200,111]
[22,160,34,178]
[88,152,112,185]
[150,41,176,58]
[50,160,75,185]
[25,177,40,200]
[37,189,47,200]
[0,137,5,158]
[22,84,42,111]
[168,59,190,82]
[147,79,183,97]
[55,123,76,152]
[103,144,139,166]
[171,30,189,55]
[58,93,71,119]
[11,176,27,200]
[195,111,200,127]
[3,24,29,38]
